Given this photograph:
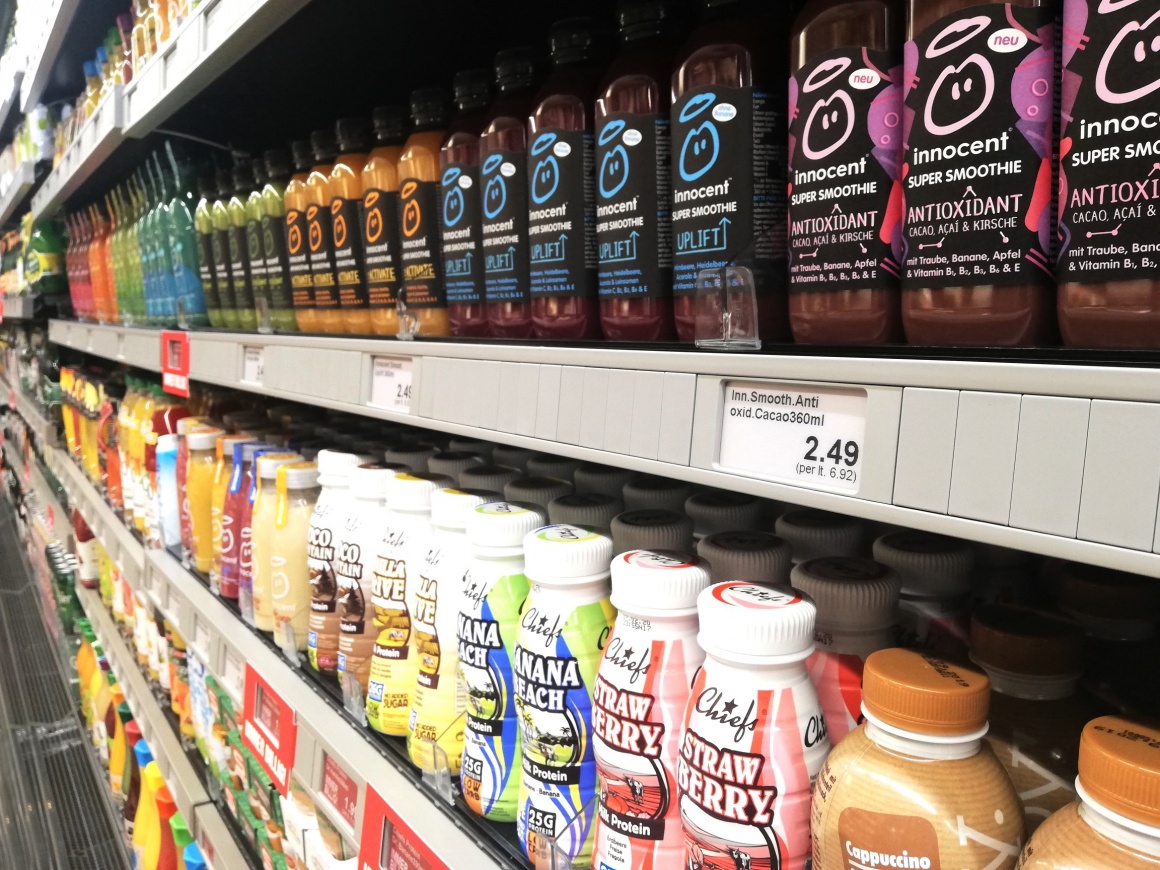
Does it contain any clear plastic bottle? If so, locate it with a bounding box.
[361,107,409,337]
[326,118,372,335]
[245,157,271,328]
[194,176,224,327]
[271,463,320,649]
[227,162,258,331]
[210,169,239,329]
[306,130,341,331]
[259,149,298,332]
[251,452,304,632]
[284,140,317,332]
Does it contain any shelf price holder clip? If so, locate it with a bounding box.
[241,662,297,796]
[358,783,451,870]
[368,355,413,413]
[160,331,191,398]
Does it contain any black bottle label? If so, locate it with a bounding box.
[285,209,313,311]
[331,196,369,311]
[481,149,532,304]
[261,214,294,311]
[398,179,445,308]
[196,231,221,311]
[245,218,268,299]
[228,224,255,310]
[789,47,904,292]
[211,227,236,309]
[671,84,787,297]
[903,5,1056,290]
[1059,0,1160,283]
[596,113,672,299]
[307,203,339,309]
[527,128,597,298]
[360,189,401,310]
[440,163,486,306]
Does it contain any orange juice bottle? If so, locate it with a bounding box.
[133,385,159,533]
[398,90,452,336]
[362,107,409,336]
[329,118,372,335]
[284,140,316,332]
[88,204,114,323]
[306,130,341,332]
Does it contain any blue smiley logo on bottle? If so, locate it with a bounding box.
[530,132,560,204]
[441,167,466,227]
[482,154,507,220]
[597,120,630,199]
[678,93,721,182]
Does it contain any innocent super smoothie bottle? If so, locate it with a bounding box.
[327,118,372,335]
[361,106,409,337]
[284,140,317,331]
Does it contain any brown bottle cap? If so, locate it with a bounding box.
[969,604,1084,677]
[776,509,865,562]
[1079,716,1160,828]
[1053,561,1160,622]
[862,648,990,736]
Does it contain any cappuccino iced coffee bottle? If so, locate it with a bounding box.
[791,557,901,744]
[1017,716,1160,869]
[811,649,1025,870]
[970,604,1102,833]
[592,550,711,870]
[680,583,830,870]
[788,0,905,344]
[901,0,1056,345]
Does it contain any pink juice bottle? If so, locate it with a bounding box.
[236,445,278,620]
[175,417,202,562]
[678,582,829,870]
[218,441,272,601]
[593,550,711,870]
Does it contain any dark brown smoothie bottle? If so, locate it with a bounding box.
[789,0,905,344]
[481,48,541,338]
[442,69,493,337]
[529,18,608,340]
[596,1,686,341]
[671,0,792,343]
[902,0,1056,346]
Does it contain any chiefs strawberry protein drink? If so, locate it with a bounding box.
[678,582,830,870]
[593,550,712,870]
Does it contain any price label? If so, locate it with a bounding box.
[160,330,191,398]
[358,783,450,870]
[241,346,264,385]
[193,617,210,655]
[368,356,413,413]
[320,752,358,830]
[222,648,245,700]
[116,333,126,360]
[718,380,867,494]
[241,663,297,796]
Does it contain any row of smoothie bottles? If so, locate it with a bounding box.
[65,140,207,328]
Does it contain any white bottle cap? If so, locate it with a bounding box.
[504,476,574,511]
[383,444,437,473]
[527,453,582,481]
[790,558,901,632]
[460,464,523,493]
[610,550,711,614]
[186,428,224,451]
[611,510,695,555]
[524,524,613,586]
[548,493,623,531]
[466,501,548,553]
[685,490,763,537]
[257,452,304,480]
[316,450,377,486]
[349,463,408,501]
[279,462,320,489]
[573,463,638,498]
[697,582,817,662]
[428,451,485,483]
[775,509,866,562]
[431,488,501,531]
[492,445,534,472]
[239,441,277,464]
[176,417,201,436]
[872,531,975,598]
[697,531,792,587]
[622,476,693,513]
[384,472,456,512]
[157,433,179,453]
[450,438,496,461]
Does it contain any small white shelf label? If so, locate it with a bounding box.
[718,380,868,494]
[369,356,413,413]
[242,347,264,385]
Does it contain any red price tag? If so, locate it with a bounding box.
[358,784,450,870]
[240,663,297,796]
[160,330,191,398]
[320,752,358,830]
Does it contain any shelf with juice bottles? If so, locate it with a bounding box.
[0,371,61,446]
[51,437,521,870]
[45,318,1160,579]
[76,581,257,870]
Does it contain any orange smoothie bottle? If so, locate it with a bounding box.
[328,118,372,335]
[306,130,341,332]
[284,140,317,332]
[362,106,409,336]
[398,89,452,336]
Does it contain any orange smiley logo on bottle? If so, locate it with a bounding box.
[331,199,347,249]
[364,191,383,244]
[307,205,323,252]
[286,212,302,254]
[401,181,421,238]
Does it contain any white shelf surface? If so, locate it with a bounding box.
[0,161,35,225]
[0,69,24,132]
[19,0,81,111]
[54,448,506,870]
[1,374,60,445]
[32,87,124,220]
[47,319,1160,578]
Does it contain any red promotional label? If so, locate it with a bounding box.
[358,784,451,870]
[320,752,358,830]
[160,330,191,398]
[240,663,297,796]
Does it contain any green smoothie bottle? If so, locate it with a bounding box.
[165,141,210,327]
[138,161,162,326]
[259,148,298,332]
[127,174,147,324]
[24,219,68,296]
[210,168,239,328]
[109,186,131,320]
[194,176,224,327]
[245,157,271,328]
[149,152,178,327]
[227,163,257,330]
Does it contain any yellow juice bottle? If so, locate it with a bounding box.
[271,463,319,650]
[251,453,303,632]
[132,385,158,533]
[109,686,128,797]
[137,763,165,869]
[76,624,97,728]
[186,428,223,574]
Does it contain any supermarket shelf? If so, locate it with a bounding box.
[19,0,82,110]
[76,583,252,869]
[1,374,60,446]
[26,447,69,546]
[1,294,34,321]
[0,69,24,133]
[122,0,312,138]
[0,161,35,226]
[47,319,1160,578]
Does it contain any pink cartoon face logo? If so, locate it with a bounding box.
[924,54,995,136]
[802,91,856,160]
[802,56,851,93]
[1096,8,1160,104]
